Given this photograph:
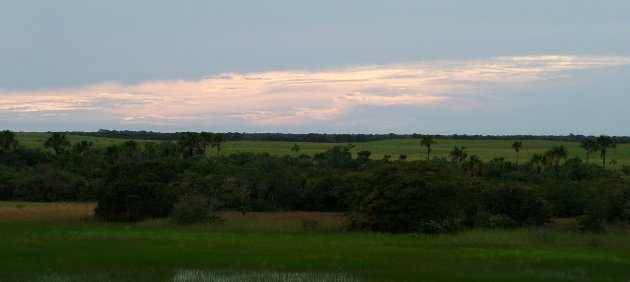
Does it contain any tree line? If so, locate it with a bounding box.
[57,129,630,144]
[1,130,629,233]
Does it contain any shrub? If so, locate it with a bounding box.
[480,183,552,226]
[171,194,220,225]
[301,219,320,231]
[346,162,472,233]
[577,215,605,233]
[12,166,80,201]
[414,219,459,234]
[584,178,630,222]
[0,166,17,200]
[539,181,588,217]
[463,211,518,229]
[94,161,178,222]
[485,214,519,229]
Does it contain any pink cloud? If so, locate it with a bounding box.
[1,55,629,126]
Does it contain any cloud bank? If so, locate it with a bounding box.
[1,55,630,131]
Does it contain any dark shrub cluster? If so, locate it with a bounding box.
[346,162,473,233]
[479,184,552,226]
[2,130,629,233]
[171,193,220,225]
[94,161,178,222]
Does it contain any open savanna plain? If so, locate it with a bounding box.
[15,132,630,166]
[1,202,630,281]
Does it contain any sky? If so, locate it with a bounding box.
[1,0,630,135]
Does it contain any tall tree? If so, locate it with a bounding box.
[0,130,18,154]
[609,159,618,171]
[449,146,467,164]
[420,136,436,160]
[467,154,482,177]
[596,135,616,169]
[546,146,567,177]
[44,132,70,155]
[530,153,544,175]
[105,145,120,165]
[212,134,225,156]
[200,132,214,154]
[580,138,598,165]
[178,132,201,159]
[143,142,159,158]
[290,144,301,155]
[511,141,523,168]
[72,140,94,157]
[159,141,178,158]
[122,140,139,159]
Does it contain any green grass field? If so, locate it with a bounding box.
[15,132,630,166]
[7,134,630,281]
[1,202,630,281]
[14,132,131,150]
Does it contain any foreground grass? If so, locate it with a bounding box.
[1,218,629,281]
[2,221,630,281]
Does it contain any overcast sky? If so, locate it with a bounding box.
[1,0,630,135]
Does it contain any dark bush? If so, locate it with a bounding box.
[12,165,80,201]
[583,178,630,223]
[347,161,472,233]
[0,165,17,200]
[485,214,519,229]
[94,160,178,222]
[414,219,460,234]
[480,183,552,226]
[0,148,53,167]
[301,219,320,231]
[171,193,220,225]
[539,181,588,217]
[464,211,518,229]
[577,215,605,233]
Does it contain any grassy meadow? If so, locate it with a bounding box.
[1,202,629,281]
[6,133,630,281]
[15,132,630,166]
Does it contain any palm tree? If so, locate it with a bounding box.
[212,134,225,156]
[159,141,178,158]
[72,140,94,157]
[511,141,523,168]
[44,132,70,154]
[530,153,544,175]
[105,145,120,165]
[609,159,618,171]
[143,142,159,158]
[291,144,301,155]
[546,146,567,176]
[449,146,467,164]
[467,154,482,177]
[122,140,139,159]
[596,135,616,169]
[420,136,436,160]
[357,150,371,161]
[200,132,214,154]
[0,130,18,154]
[580,138,598,165]
[178,132,201,159]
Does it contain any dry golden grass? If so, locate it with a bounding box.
[0,201,96,221]
[0,201,346,232]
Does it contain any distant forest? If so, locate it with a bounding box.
[62,129,630,143]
